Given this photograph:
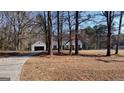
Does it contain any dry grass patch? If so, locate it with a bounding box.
[20,50,124,81]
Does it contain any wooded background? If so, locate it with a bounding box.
[0,11,123,56]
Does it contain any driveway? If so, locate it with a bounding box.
[0,52,40,81]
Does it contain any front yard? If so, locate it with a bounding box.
[20,50,124,81]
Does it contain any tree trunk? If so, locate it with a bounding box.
[106,33,111,56]
[68,12,72,55]
[115,11,123,54]
[47,11,53,55]
[75,11,79,55]
[17,31,20,50]
[60,12,63,54]
[43,12,48,51]
[57,11,60,54]
[106,11,112,56]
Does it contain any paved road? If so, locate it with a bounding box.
[0,52,39,81]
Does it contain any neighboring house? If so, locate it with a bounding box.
[63,40,83,50]
[31,41,46,51]
[52,40,67,50]
[31,39,83,51]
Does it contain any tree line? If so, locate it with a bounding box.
[0,11,123,56]
[46,11,124,56]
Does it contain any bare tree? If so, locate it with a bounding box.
[75,11,79,55]
[67,11,73,55]
[115,11,123,54]
[47,11,53,55]
[57,11,61,53]
[0,12,6,50]
[103,11,114,56]
[4,11,34,51]
[43,11,48,51]
[60,12,64,54]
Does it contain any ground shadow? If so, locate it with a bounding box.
[0,77,10,81]
[0,51,41,58]
[1,51,124,58]
[0,52,19,58]
[96,59,124,63]
[37,51,106,57]
[111,54,124,57]
[79,54,106,57]
[35,52,48,57]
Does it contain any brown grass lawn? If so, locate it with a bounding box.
[20,50,124,81]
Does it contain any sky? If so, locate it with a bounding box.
[2,11,123,35]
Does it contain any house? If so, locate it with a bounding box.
[31,39,83,51]
[52,40,67,50]
[31,41,46,51]
[63,40,83,50]
[31,30,84,51]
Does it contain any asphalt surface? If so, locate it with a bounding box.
[0,52,40,81]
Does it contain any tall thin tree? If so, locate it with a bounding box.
[103,11,114,56]
[115,11,123,54]
[75,11,79,55]
[67,11,72,55]
[43,11,48,51]
[57,11,60,54]
[107,11,112,56]
[60,12,63,54]
[47,11,53,55]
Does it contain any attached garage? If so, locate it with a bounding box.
[31,41,46,51]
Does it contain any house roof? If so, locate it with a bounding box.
[32,41,45,46]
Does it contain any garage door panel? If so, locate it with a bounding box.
[34,46,44,51]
